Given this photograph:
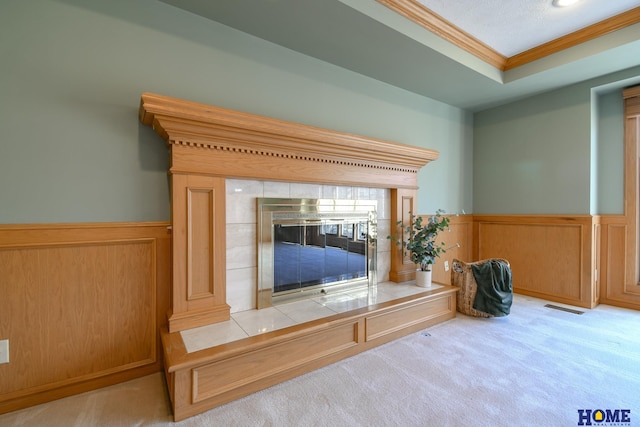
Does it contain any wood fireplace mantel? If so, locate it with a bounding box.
[139,92,438,188]
[139,92,439,332]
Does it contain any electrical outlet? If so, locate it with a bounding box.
[0,339,9,364]
[444,260,449,272]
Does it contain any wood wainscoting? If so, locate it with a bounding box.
[600,215,640,309]
[600,87,640,310]
[473,215,600,308]
[0,222,171,415]
[430,214,474,286]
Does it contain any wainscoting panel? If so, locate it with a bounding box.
[0,222,171,415]
[600,216,640,309]
[473,215,598,308]
[601,87,640,310]
[431,214,473,286]
[365,295,452,341]
[191,321,359,404]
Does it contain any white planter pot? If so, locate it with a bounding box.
[415,269,433,288]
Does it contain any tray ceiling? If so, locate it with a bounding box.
[158,0,640,111]
[419,0,640,57]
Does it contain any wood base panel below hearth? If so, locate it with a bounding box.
[161,285,457,421]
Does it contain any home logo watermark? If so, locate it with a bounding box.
[578,409,631,426]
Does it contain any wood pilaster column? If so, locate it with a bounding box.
[389,188,418,283]
[167,173,230,332]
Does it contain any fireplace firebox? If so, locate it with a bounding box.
[257,198,377,308]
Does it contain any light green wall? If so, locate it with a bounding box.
[594,90,624,214]
[474,84,591,214]
[0,0,472,224]
[474,67,640,215]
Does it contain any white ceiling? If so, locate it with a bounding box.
[159,0,640,111]
[419,0,640,56]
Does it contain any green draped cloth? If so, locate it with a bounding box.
[471,259,513,317]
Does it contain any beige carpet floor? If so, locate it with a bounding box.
[2,294,639,427]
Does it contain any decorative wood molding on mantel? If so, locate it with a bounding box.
[139,92,439,332]
[139,92,438,189]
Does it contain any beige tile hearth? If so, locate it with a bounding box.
[315,289,373,312]
[274,298,337,323]
[180,320,248,353]
[179,281,439,354]
[377,281,443,299]
[232,306,297,336]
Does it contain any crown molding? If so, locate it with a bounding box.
[505,6,640,71]
[377,0,640,72]
[376,0,506,69]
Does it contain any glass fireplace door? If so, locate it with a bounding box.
[272,220,367,296]
[257,198,376,308]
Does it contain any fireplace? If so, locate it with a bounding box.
[257,198,377,308]
[140,93,452,422]
[139,92,439,332]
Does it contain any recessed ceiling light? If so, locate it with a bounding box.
[553,0,581,7]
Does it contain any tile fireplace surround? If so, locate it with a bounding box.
[139,93,457,421]
[225,179,391,314]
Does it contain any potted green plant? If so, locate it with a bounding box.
[388,209,452,287]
